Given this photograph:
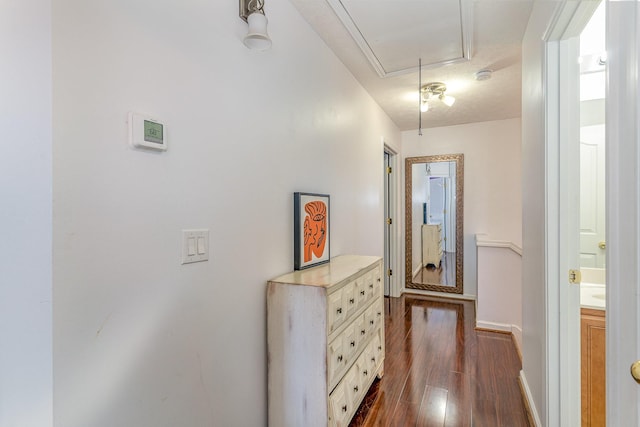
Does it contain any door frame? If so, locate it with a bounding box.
[384,143,401,297]
[544,1,600,425]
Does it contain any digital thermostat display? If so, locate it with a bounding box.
[129,112,167,151]
[144,120,163,144]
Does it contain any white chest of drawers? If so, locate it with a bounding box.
[422,223,443,267]
[267,255,385,427]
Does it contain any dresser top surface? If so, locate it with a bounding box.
[269,255,381,288]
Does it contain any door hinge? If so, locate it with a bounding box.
[386,166,392,174]
[386,217,393,225]
[569,269,582,284]
[387,269,392,276]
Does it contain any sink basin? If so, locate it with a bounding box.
[581,283,606,309]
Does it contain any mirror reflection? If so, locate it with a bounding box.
[405,154,463,294]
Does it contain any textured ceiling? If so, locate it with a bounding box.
[289,0,534,131]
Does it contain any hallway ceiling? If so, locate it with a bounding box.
[290,0,534,131]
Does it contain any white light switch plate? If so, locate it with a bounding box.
[182,229,209,264]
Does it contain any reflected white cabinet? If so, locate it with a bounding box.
[267,255,385,427]
[422,224,443,267]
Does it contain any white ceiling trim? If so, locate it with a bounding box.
[326,0,474,78]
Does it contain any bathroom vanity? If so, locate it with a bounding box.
[580,283,605,427]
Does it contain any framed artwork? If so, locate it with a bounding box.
[294,192,330,270]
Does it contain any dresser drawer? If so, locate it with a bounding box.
[373,267,382,295]
[329,382,350,427]
[364,305,376,338]
[373,301,383,330]
[328,289,346,334]
[344,281,358,319]
[370,329,384,372]
[364,272,375,300]
[367,267,383,300]
[354,314,366,350]
[358,351,373,386]
[344,365,362,410]
[355,277,367,309]
[343,323,358,362]
[328,334,347,386]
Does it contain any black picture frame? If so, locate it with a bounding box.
[294,192,330,270]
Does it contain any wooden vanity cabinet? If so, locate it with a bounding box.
[267,255,384,427]
[581,307,605,426]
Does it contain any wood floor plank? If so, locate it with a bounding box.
[443,372,472,427]
[350,295,529,427]
[416,385,448,427]
[389,400,421,427]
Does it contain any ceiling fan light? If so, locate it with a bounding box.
[243,12,272,51]
[420,101,429,112]
[440,94,455,107]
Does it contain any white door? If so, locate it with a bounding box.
[606,1,640,424]
[428,177,445,227]
[579,125,606,268]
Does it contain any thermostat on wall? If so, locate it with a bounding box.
[129,112,167,151]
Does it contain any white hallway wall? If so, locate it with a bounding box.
[52,1,400,426]
[0,1,53,426]
[402,118,522,297]
[476,243,523,350]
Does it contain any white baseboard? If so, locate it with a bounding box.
[519,370,542,427]
[511,325,523,360]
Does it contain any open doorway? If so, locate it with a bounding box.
[383,148,397,297]
[578,3,606,425]
[535,2,603,425]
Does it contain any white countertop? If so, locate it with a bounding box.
[580,283,606,310]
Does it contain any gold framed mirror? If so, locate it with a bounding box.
[405,154,463,294]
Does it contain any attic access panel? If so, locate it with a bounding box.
[327,0,472,78]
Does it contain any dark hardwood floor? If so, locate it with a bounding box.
[349,295,530,427]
